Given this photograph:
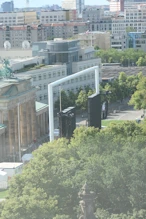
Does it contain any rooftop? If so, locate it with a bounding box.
[0,162,23,169]
[16,64,52,73]
[34,39,79,44]
[0,77,31,88]
[79,31,110,35]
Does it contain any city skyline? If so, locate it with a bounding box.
[0,0,109,8]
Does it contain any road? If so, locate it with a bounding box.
[107,109,143,121]
[54,109,144,128]
[75,109,144,127]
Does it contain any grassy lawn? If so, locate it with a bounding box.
[102,120,125,127]
[0,190,8,199]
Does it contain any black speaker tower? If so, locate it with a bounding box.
[88,93,101,129]
[58,107,76,139]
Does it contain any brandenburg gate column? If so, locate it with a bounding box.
[26,100,32,145]
[31,101,37,142]
[20,102,27,147]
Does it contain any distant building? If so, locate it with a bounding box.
[16,64,68,103]
[1,1,14,12]
[40,10,67,23]
[89,17,112,32]
[12,40,101,104]
[107,0,121,12]
[127,32,146,52]
[82,8,104,22]
[111,34,126,50]
[124,0,146,9]
[0,11,38,26]
[111,4,146,35]
[40,10,78,23]
[62,0,84,18]
[76,31,111,50]
[32,39,80,75]
[0,22,87,49]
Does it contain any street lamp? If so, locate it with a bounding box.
[17,103,21,161]
[59,85,62,112]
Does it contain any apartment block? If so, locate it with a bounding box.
[89,18,112,32]
[82,8,104,22]
[40,10,67,23]
[112,18,126,34]
[111,34,127,50]
[0,22,87,48]
[0,11,38,26]
[0,24,47,48]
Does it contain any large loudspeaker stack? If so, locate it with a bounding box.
[88,93,101,129]
[58,107,76,139]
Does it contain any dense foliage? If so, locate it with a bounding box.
[1,121,146,218]
[54,72,142,111]
[96,48,146,66]
[129,74,146,110]
[54,87,94,111]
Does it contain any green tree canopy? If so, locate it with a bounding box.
[96,48,146,66]
[2,122,146,218]
[129,75,146,109]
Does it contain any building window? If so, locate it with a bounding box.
[49,73,51,78]
[44,94,48,99]
[53,72,56,77]
[44,84,47,89]
[62,70,65,75]
[39,95,42,101]
[33,76,36,81]
[44,74,46,79]
[39,75,41,80]
[58,72,60,77]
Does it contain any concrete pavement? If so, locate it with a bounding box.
[107,109,143,121]
[54,109,144,128]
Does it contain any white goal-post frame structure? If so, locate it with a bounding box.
[48,66,100,142]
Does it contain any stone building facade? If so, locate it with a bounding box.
[0,77,48,162]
